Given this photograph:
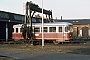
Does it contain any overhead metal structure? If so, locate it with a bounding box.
[22,1,52,40]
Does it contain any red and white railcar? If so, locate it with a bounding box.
[12,22,73,44]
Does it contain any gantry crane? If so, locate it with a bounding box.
[22,1,52,41]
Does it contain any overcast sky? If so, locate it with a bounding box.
[0,0,90,19]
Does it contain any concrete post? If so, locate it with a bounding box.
[6,23,8,41]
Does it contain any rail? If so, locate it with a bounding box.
[0,39,41,45]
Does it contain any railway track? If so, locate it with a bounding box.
[0,39,89,45]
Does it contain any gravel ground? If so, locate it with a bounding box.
[0,42,90,60]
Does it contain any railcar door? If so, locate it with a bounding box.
[62,25,65,42]
[58,26,63,41]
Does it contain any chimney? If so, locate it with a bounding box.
[61,16,62,20]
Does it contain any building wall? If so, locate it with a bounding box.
[8,22,13,40]
[0,22,6,41]
[0,21,16,41]
[73,24,90,39]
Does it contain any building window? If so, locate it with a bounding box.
[20,28,22,32]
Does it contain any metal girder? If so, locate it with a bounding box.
[26,1,52,15]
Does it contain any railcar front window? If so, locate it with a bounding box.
[49,27,56,32]
[35,27,40,32]
[16,28,18,33]
[65,26,70,32]
[59,27,62,32]
[65,27,68,32]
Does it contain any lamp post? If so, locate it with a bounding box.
[42,0,44,48]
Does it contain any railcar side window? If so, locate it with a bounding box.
[38,19,42,23]
[32,18,36,23]
[16,28,18,33]
[49,27,56,32]
[41,27,48,32]
[59,27,62,32]
[34,27,40,32]
[44,27,48,32]
[65,26,69,32]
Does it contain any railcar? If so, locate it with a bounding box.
[12,22,73,44]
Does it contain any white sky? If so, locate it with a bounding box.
[0,0,90,19]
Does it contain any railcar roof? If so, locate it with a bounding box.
[13,22,72,27]
[33,22,72,26]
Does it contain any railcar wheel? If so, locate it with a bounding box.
[53,41,60,44]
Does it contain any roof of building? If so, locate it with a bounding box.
[0,10,24,23]
[0,10,90,25]
[0,10,50,23]
[55,19,90,24]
